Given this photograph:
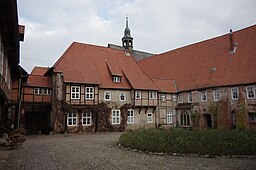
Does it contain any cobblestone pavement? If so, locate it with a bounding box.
[1,132,256,170]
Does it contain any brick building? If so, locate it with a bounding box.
[15,18,256,133]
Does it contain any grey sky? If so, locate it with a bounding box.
[17,0,256,72]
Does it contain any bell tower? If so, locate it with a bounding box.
[122,16,133,50]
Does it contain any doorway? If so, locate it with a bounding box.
[204,114,212,129]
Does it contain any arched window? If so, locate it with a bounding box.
[180,110,190,126]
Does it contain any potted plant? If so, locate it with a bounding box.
[8,128,27,149]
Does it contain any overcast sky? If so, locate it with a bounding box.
[17,0,256,73]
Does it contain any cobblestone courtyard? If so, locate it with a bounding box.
[0,132,256,170]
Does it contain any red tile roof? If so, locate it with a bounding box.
[26,67,51,87]
[53,42,158,90]
[31,66,49,76]
[139,25,256,92]
[152,79,176,93]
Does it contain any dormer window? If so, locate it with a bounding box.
[113,76,121,83]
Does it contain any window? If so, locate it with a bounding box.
[167,111,173,124]
[34,88,51,95]
[149,91,157,99]
[127,109,134,124]
[119,92,126,101]
[246,86,255,99]
[201,91,207,102]
[71,86,80,99]
[213,90,220,101]
[113,76,121,82]
[188,93,192,103]
[82,110,92,125]
[178,94,183,103]
[180,110,190,126]
[249,113,256,123]
[135,90,141,99]
[85,87,94,100]
[160,94,166,101]
[147,113,153,123]
[112,109,121,125]
[67,111,77,126]
[34,88,40,94]
[231,87,239,100]
[43,89,51,95]
[104,91,111,101]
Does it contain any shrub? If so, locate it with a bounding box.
[119,128,256,155]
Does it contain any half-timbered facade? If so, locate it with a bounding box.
[17,20,256,133]
[0,0,25,136]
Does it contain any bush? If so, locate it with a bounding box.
[8,128,27,143]
[119,128,256,155]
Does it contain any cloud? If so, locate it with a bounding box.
[18,0,256,72]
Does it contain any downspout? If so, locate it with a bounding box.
[17,76,22,128]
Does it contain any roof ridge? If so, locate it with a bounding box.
[139,24,256,62]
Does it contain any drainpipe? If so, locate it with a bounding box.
[17,76,22,128]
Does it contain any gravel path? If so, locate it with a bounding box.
[0,132,255,170]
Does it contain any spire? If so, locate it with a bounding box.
[122,16,133,50]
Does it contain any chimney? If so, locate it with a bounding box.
[229,29,234,52]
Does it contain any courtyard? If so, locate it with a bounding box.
[0,132,255,170]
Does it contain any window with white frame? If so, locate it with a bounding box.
[34,88,51,95]
[112,109,121,124]
[104,91,111,101]
[113,76,121,82]
[160,94,166,101]
[147,113,153,123]
[249,113,256,123]
[231,87,239,100]
[71,86,80,99]
[119,92,126,101]
[188,93,192,103]
[67,111,77,126]
[127,109,134,124]
[246,86,255,99]
[213,90,220,101]
[201,91,207,102]
[180,110,190,126]
[149,91,157,99]
[82,110,92,125]
[135,90,141,99]
[178,94,183,103]
[85,87,94,100]
[167,111,173,124]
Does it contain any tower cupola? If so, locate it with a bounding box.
[122,17,133,50]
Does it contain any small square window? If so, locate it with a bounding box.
[135,90,141,99]
[246,86,255,99]
[249,113,256,123]
[104,91,111,101]
[201,91,207,102]
[231,87,239,100]
[147,113,153,123]
[149,91,157,99]
[113,76,121,82]
[120,92,126,101]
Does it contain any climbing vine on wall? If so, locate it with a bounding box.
[208,102,218,129]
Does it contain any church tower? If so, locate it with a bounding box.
[122,16,133,50]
